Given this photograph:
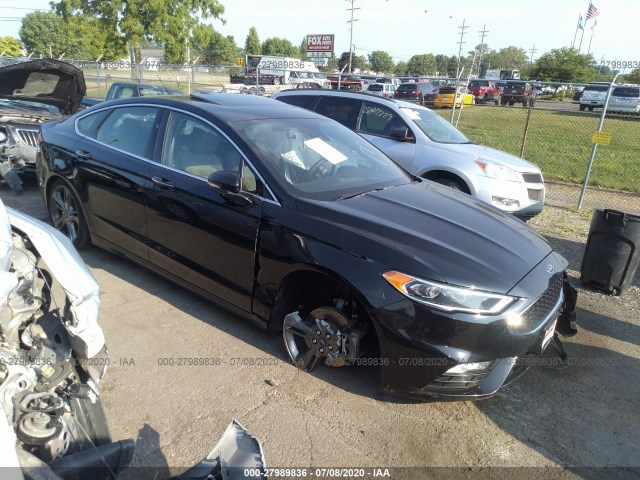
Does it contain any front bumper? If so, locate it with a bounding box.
[470,173,545,219]
[372,252,568,400]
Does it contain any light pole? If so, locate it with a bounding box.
[346,0,360,73]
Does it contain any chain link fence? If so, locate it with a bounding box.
[3,56,638,216]
[432,88,640,216]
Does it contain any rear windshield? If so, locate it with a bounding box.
[584,84,610,92]
[367,84,383,91]
[612,87,640,97]
[469,81,489,87]
[397,84,416,91]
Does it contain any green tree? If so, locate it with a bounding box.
[368,50,394,74]
[54,0,225,66]
[623,68,640,84]
[261,37,299,57]
[491,46,528,70]
[434,54,449,76]
[20,11,65,57]
[529,47,596,82]
[394,60,408,75]
[354,55,369,72]
[0,37,22,56]
[244,27,260,55]
[406,54,436,75]
[191,24,237,65]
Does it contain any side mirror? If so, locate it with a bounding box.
[390,127,414,141]
[208,171,241,193]
[207,171,255,207]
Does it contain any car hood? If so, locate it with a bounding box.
[0,59,86,115]
[298,181,552,294]
[443,142,541,173]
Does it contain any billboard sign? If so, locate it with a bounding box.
[306,34,334,53]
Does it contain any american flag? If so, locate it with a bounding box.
[586,3,599,21]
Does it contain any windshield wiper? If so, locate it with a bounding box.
[337,185,395,201]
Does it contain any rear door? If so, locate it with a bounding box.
[145,109,265,312]
[72,105,161,260]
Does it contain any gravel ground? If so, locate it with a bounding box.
[1,179,638,480]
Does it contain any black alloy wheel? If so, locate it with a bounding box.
[283,307,351,371]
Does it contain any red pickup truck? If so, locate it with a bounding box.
[467,79,502,105]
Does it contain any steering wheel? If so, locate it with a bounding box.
[308,158,335,179]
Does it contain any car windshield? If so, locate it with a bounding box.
[399,106,470,144]
[231,117,412,201]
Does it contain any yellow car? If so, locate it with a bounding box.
[433,86,475,108]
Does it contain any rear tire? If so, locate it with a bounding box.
[579,105,586,111]
[48,178,91,250]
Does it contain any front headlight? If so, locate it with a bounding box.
[382,271,517,315]
[475,160,521,182]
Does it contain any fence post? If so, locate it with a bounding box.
[577,74,619,209]
[519,100,534,158]
[95,61,101,97]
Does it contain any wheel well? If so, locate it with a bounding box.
[270,270,381,356]
[422,171,471,194]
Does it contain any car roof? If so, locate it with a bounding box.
[93,94,323,122]
[272,88,400,105]
[271,88,433,112]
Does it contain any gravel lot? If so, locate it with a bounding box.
[1,179,638,480]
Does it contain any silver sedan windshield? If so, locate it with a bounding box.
[399,106,470,144]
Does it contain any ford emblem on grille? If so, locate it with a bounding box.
[546,264,555,274]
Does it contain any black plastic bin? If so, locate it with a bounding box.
[580,209,640,295]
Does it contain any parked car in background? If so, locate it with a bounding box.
[287,71,331,89]
[37,93,569,400]
[608,85,640,114]
[467,80,502,104]
[105,82,184,100]
[501,81,535,107]
[433,86,474,108]
[579,82,613,111]
[0,58,85,192]
[271,89,546,218]
[393,82,438,106]
[365,83,396,98]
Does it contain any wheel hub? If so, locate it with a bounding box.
[306,319,342,357]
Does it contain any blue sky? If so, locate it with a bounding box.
[1,0,637,70]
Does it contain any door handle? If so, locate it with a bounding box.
[75,149,92,159]
[151,176,175,189]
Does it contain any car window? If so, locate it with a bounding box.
[276,95,319,111]
[357,101,408,138]
[161,111,243,179]
[77,109,112,137]
[235,117,410,201]
[139,86,166,96]
[115,87,136,99]
[95,106,160,158]
[314,96,359,129]
[399,106,470,144]
[612,87,640,97]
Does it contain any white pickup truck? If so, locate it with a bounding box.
[231,55,329,88]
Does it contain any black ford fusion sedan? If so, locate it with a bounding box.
[36,93,568,400]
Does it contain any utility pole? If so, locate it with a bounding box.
[346,0,360,73]
[477,25,488,77]
[451,19,469,124]
[529,44,538,65]
[454,19,469,79]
